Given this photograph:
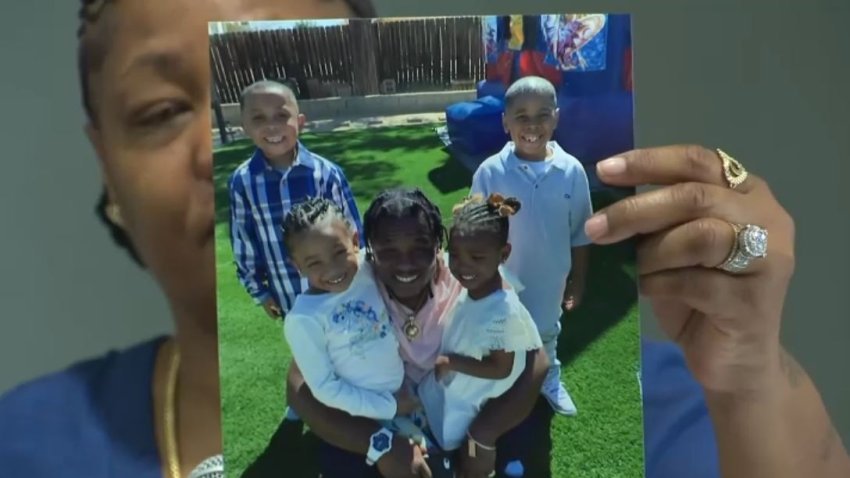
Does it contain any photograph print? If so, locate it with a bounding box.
[210,12,643,478]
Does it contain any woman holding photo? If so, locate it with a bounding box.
[0,1,847,478]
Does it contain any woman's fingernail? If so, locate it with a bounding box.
[597,157,626,175]
[585,214,609,239]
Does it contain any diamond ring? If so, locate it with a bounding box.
[717,223,768,273]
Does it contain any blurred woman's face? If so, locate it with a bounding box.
[83,0,356,326]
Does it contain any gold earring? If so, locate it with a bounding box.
[106,203,124,226]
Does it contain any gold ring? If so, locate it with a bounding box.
[716,148,748,189]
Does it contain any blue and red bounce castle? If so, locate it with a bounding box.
[444,14,634,180]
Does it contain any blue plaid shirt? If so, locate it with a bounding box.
[227,142,363,313]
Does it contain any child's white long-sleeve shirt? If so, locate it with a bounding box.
[284,262,405,420]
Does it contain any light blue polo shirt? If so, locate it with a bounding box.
[470,141,595,333]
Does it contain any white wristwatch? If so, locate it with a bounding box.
[365,427,394,466]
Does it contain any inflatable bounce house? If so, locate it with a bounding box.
[445,14,634,186]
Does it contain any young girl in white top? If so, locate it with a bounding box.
[417,193,543,452]
[281,197,419,421]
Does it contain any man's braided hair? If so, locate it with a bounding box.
[362,187,448,261]
[76,0,377,267]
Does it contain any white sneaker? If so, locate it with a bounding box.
[542,368,577,416]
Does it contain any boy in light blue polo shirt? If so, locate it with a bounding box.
[470,76,593,415]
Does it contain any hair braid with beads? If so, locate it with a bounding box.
[450,193,521,246]
[281,196,352,252]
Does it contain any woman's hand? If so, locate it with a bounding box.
[587,145,850,478]
[585,145,795,394]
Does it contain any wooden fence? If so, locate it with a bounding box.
[210,17,485,104]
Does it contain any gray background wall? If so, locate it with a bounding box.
[1,0,847,446]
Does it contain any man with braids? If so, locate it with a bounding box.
[2,0,850,478]
[416,193,543,455]
[360,187,456,391]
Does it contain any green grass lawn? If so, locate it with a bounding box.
[214,124,644,478]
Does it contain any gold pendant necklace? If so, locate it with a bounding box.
[402,315,420,340]
[399,288,430,341]
[164,345,181,478]
[387,282,431,342]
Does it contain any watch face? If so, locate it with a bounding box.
[372,432,391,452]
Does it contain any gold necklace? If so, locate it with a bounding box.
[163,345,181,478]
[402,315,421,340]
[399,289,430,341]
